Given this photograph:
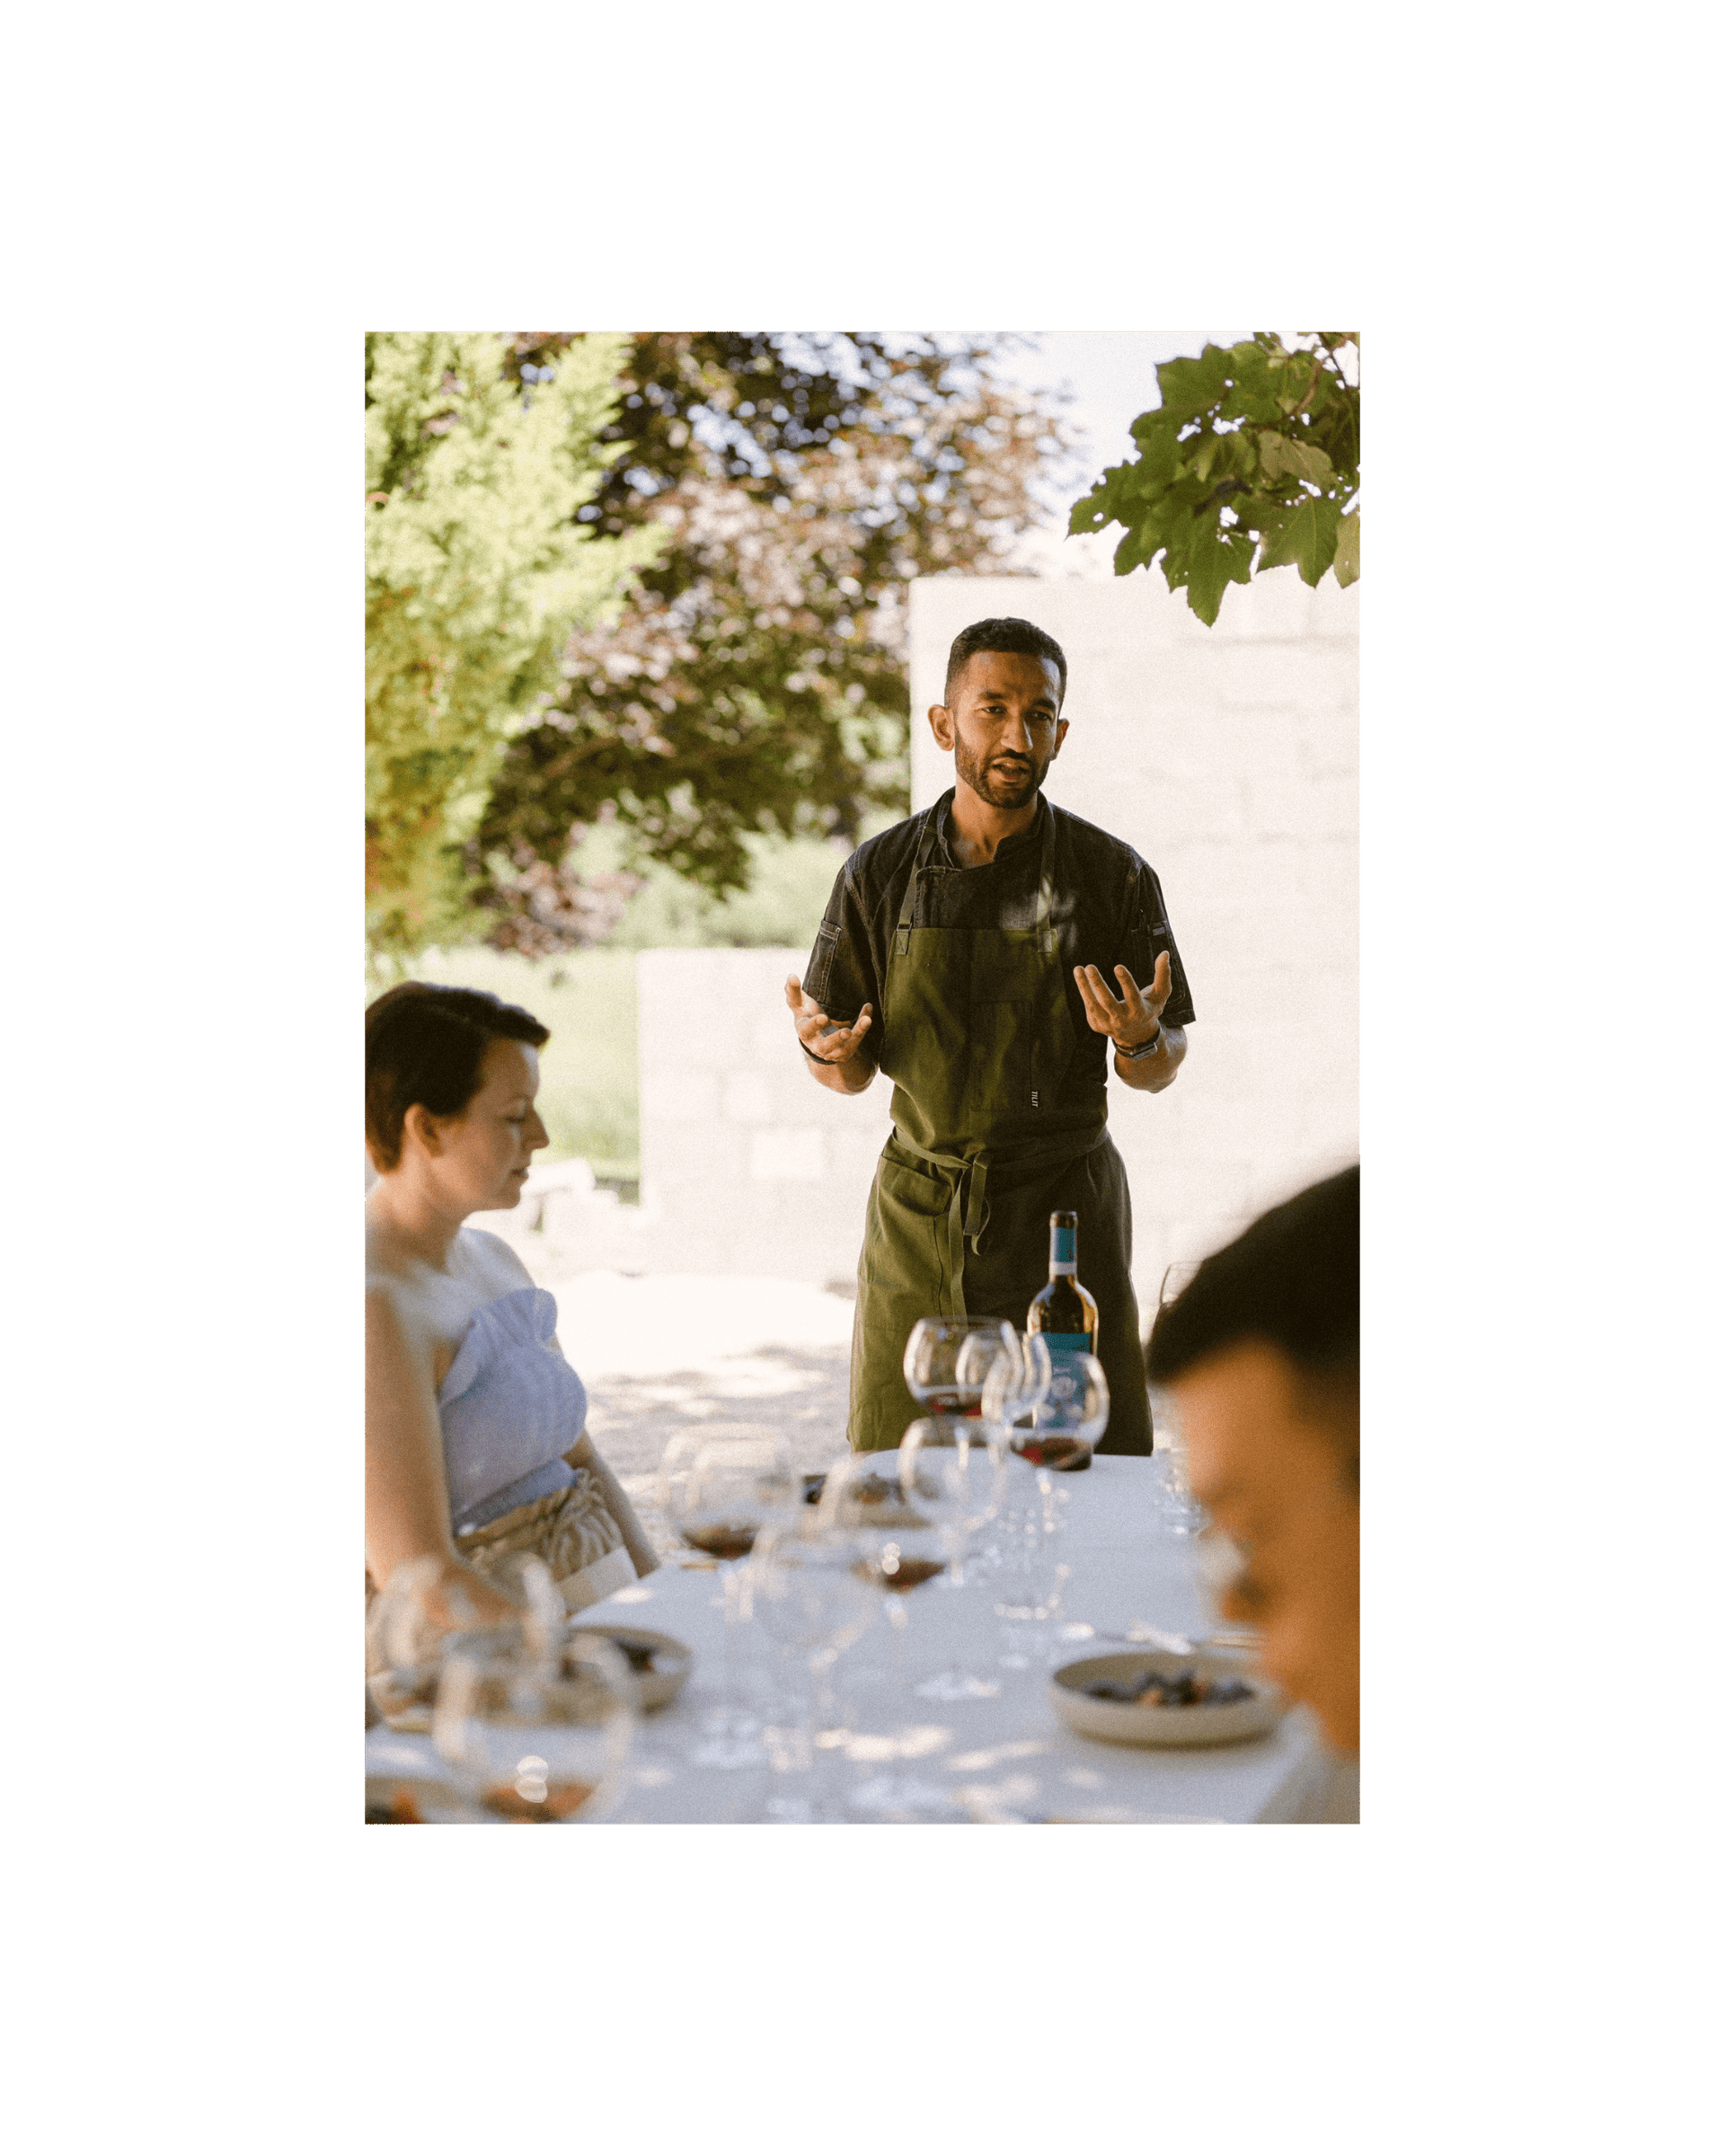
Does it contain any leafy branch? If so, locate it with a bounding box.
[1067,331,1359,625]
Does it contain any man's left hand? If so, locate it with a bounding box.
[1074,952,1171,1051]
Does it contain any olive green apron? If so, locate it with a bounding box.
[846,805,1153,1455]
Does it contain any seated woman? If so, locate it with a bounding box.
[365,981,658,1667]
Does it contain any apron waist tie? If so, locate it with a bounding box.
[887,1125,1110,1319]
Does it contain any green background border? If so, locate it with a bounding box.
[23,4,1673,2138]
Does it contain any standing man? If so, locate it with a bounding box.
[784,616,1196,1454]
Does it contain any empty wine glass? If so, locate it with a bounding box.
[904,1317,1013,1416]
[1151,1260,1208,1533]
[898,1418,1007,1702]
[431,1627,638,1823]
[978,1327,1053,1445]
[748,1512,881,1820]
[975,1329,1053,1566]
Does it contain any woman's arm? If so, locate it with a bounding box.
[562,1428,661,1579]
[367,1283,518,1627]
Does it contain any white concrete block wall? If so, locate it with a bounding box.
[635,946,892,1283]
[907,568,1358,1311]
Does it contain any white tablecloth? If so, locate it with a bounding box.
[366,1456,1349,1824]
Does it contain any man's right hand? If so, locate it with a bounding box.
[784,976,874,1085]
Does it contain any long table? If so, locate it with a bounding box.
[365,1456,1346,1824]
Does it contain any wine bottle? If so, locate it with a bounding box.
[1027,1210,1099,1357]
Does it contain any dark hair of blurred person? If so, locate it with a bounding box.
[1146,1165,1359,1759]
[366,981,550,1173]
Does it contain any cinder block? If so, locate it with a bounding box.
[748,1127,826,1183]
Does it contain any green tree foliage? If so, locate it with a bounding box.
[1068,332,1359,626]
[365,332,662,960]
[471,333,1068,955]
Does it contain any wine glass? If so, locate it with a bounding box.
[975,1328,1053,1564]
[815,1450,950,1690]
[661,1430,801,1767]
[898,1417,1007,1702]
[431,1627,638,1823]
[898,1417,1005,1588]
[1013,1349,1110,1471]
[904,1317,1013,1416]
[1152,1260,1208,1533]
[978,1327,1053,1442]
[819,1450,949,1595]
[748,1513,881,1821]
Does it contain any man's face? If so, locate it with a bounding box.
[1170,1341,1359,1754]
[931,650,1068,811]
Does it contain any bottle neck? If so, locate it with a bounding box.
[1049,1222,1077,1277]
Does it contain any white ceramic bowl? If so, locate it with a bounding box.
[1049,1649,1285,1748]
[570,1622,692,1712]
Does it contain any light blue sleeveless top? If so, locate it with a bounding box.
[438,1286,586,1533]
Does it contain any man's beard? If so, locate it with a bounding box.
[954,736,1046,809]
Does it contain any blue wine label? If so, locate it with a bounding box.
[1037,1339,1101,1434]
[1051,1224,1076,1267]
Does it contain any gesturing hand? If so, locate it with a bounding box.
[784,975,874,1065]
[1073,952,1172,1052]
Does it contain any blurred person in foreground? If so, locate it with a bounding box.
[365,983,658,1681]
[1146,1165,1358,1814]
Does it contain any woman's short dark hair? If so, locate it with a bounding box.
[1146,1165,1359,1473]
[943,617,1068,707]
[365,982,550,1171]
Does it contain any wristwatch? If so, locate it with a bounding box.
[1116,1025,1163,1061]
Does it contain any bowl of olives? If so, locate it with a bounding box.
[1049,1649,1284,1747]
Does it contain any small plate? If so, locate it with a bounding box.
[1049,1650,1284,1748]
[569,1621,692,1711]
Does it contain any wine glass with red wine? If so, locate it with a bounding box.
[431,1628,637,1824]
[665,1432,801,1768]
[1013,1350,1110,1471]
[903,1317,1013,1417]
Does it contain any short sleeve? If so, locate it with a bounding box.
[1123,862,1196,1028]
[802,862,880,1029]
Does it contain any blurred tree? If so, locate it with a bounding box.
[1068,332,1358,626]
[471,333,1070,955]
[365,332,661,961]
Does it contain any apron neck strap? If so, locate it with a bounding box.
[893,808,943,955]
[894,799,1057,956]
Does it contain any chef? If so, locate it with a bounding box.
[785,615,1196,1454]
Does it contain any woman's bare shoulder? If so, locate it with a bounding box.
[458,1227,536,1293]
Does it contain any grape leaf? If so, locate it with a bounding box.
[1184,522,1256,625]
[1258,494,1340,586]
[1332,507,1359,587]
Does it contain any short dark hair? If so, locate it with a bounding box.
[1146,1165,1359,1468]
[943,617,1068,708]
[365,982,550,1171]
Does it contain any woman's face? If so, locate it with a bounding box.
[420,1037,549,1215]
